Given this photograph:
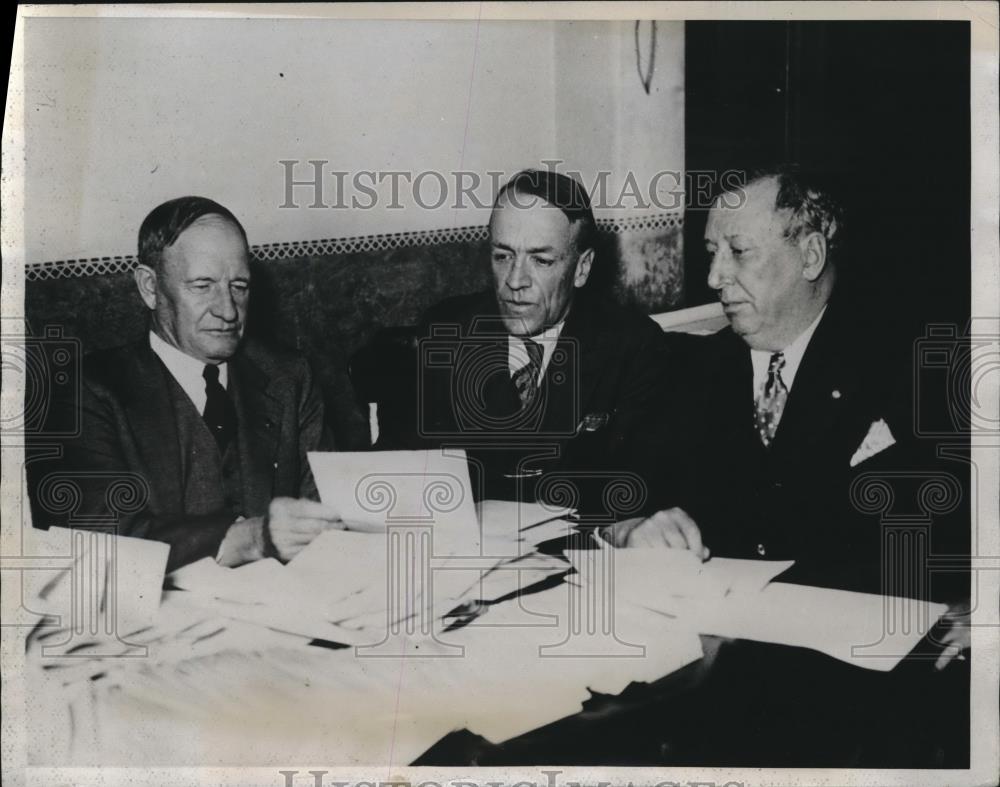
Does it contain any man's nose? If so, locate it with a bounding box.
[213,286,240,322]
[706,250,730,291]
[505,256,532,290]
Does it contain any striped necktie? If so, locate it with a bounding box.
[511,338,544,410]
[755,351,788,447]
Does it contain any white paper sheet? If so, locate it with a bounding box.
[169,555,372,644]
[563,546,793,606]
[25,525,169,637]
[308,449,480,555]
[678,582,948,671]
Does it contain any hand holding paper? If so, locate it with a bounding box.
[265,496,346,561]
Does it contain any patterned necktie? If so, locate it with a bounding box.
[755,352,788,447]
[202,364,236,451]
[511,338,544,410]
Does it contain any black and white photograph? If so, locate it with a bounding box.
[1,3,998,786]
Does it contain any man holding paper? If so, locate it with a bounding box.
[29,197,344,569]
[600,168,969,764]
[607,167,968,643]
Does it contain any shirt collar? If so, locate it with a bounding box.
[149,330,228,410]
[749,305,827,395]
[508,320,566,379]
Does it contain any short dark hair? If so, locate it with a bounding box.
[137,196,248,271]
[743,165,844,263]
[494,169,598,253]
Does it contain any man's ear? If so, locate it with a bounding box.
[800,232,828,282]
[573,247,595,288]
[134,264,158,310]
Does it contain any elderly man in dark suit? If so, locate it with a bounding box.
[31,197,343,570]
[612,165,970,638]
[394,169,667,515]
[602,169,970,764]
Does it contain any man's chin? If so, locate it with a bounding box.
[728,311,755,332]
[201,334,241,362]
[499,314,543,337]
[729,317,763,344]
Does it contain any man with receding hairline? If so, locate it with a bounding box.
[31,196,344,570]
[600,166,971,764]
[389,169,667,511]
[609,166,969,661]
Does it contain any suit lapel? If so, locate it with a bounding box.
[467,307,522,420]
[770,305,858,461]
[545,299,601,434]
[230,348,282,512]
[711,330,766,459]
[119,343,184,511]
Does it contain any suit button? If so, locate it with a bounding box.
[757,543,767,556]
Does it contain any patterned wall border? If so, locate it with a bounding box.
[25,211,684,281]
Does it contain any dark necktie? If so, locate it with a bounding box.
[511,338,544,410]
[202,364,236,451]
[755,352,788,447]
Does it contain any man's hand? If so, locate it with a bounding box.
[935,600,971,671]
[604,507,710,560]
[265,497,346,562]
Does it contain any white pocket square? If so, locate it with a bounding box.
[850,418,896,467]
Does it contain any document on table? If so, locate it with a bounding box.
[24,525,169,636]
[437,580,703,743]
[169,555,371,644]
[680,582,949,671]
[563,545,794,605]
[476,500,577,558]
[566,545,946,670]
[308,449,480,555]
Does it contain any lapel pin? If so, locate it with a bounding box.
[831,389,842,400]
[579,412,610,432]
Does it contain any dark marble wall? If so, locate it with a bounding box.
[25,226,683,449]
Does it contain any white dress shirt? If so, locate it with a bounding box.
[507,320,566,385]
[149,330,228,414]
[749,305,827,397]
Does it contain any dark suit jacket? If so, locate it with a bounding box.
[653,301,968,597]
[649,301,971,765]
[384,289,669,517]
[29,338,330,570]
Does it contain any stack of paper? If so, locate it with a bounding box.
[23,525,169,646]
[565,542,947,670]
[156,452,578,646]
[31,579,703,766]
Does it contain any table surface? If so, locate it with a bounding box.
[25,543,970,769]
